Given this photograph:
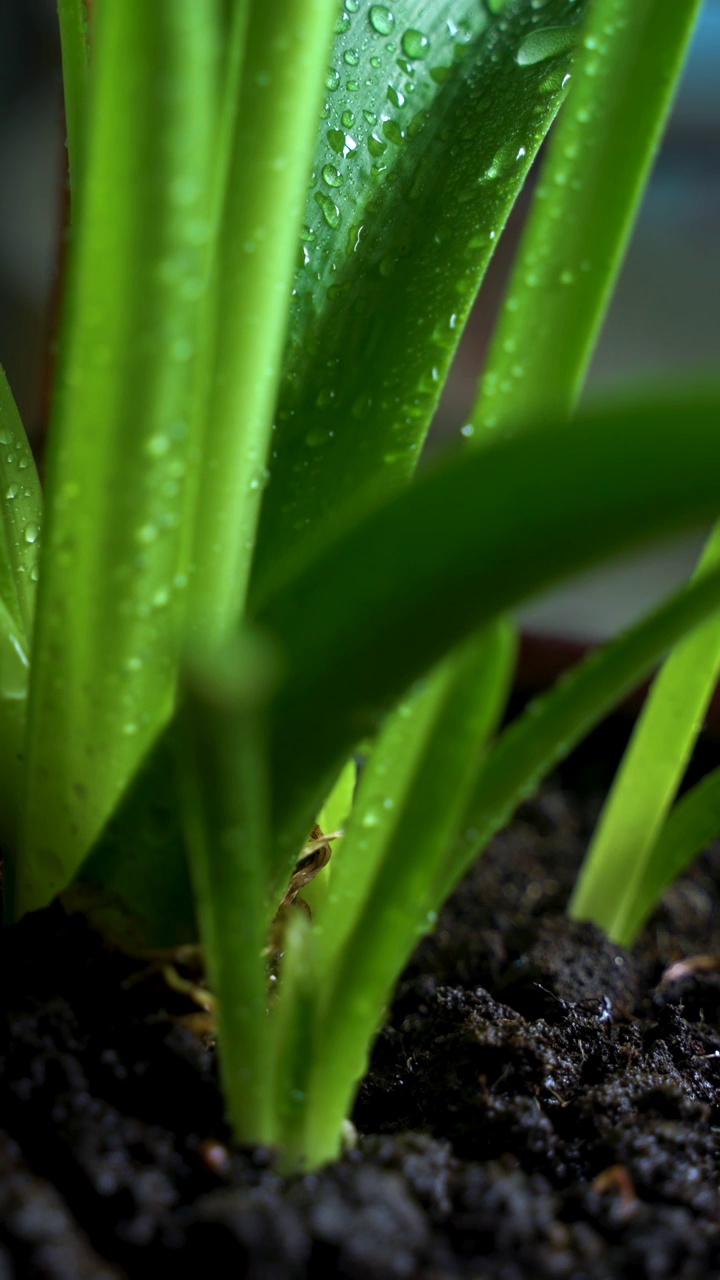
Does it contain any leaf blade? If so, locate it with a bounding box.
[251,0,587,589]
[16,1,220,918]
[253,391,720,863]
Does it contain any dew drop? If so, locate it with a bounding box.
[460,423,475,438]
[24,523,39,544]
[326,69,341,91]
[362,810,379,828]
[5,483,18,500]
[382,119,404,145]
[401,29,430,60]
[314,191,340,228]
[367,132,387,157]
[322,163,343,188]
[341,109,355,128]
[327,127,345,154]
[369,4,394,34]
[515,26,576,66]
[343,48,360,66]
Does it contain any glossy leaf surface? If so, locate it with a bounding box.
[0,370,42,860]
[251,0,587,588]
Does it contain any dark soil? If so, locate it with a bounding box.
[4,720,720,1278]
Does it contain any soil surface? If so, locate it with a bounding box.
[3,721,720,1278]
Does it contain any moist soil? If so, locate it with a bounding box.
[3,719,720,1278]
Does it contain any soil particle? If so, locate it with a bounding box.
[3,722,720,1277]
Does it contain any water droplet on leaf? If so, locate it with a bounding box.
[515,26,576,66]
[401,29,429,60]
[369,5,394,35]
[314,191,340,228]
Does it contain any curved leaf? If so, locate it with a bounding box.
[251,0,588,589]
[252,391,720,867]
[434,558,720,906]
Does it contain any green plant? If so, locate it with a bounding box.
[2,0,718,1171]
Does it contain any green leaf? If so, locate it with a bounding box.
[57,0,90,197]
[433,558,720,907]
[186,0,340,643]
[251,0,588,589]
[570,523,720,943]
[253,391,720,872]
[472,0,703,433]
[0,370,42,862]
[316,621,514,979]
[0,367,42,642]
[64,725,195,952]
[291,623,514,1167]
[617,765,720,942]
[15,1,220,919]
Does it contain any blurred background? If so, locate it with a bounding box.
[0,0,718,650]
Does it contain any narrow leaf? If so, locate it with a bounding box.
[434,559,720,906]
[253,392,720,867]
[57,0,91,197]
[251,0,588,589]
[187,0,340,642]
[570,523,720,942]
[618,766,720,942]
[472,0,703,433]
[16,1,220,918]
[0,367,42,641]
[298,623,515,1167]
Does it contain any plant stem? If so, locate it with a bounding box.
[179,635,279,1146]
